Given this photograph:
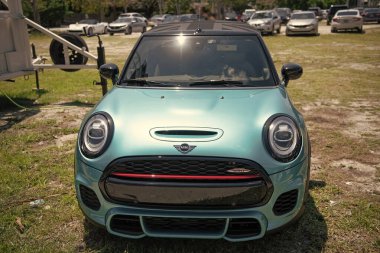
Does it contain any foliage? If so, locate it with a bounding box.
[22,0,65,26]
[165,0,193,15]
[276,0,347,9]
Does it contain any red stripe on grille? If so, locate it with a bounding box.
[110,172,260,180]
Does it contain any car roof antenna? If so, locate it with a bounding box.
[194,7,202,34]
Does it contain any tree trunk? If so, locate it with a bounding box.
[32,0,40,24]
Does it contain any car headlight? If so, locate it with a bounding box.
[264,115,301,162]
[80,112,114,158]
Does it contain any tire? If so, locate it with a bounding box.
[357,26,363,33]
[268,25,274,35]
[103,27,107,34]
[276,24,281,34]
[87,27,94,36]
[109,33,114,36]
[125,26,132,35]
[142,26,147,33]
[49,33,89,72]
[331,27,337,33]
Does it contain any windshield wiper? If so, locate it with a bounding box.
[188,80,245,87]
[120,79,173,87]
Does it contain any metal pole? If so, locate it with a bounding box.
[96,36,107,96]
[31,43,40,91]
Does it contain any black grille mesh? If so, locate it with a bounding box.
[273,189,298,216]
[144,217,226,233]
[79,185,101,211]
[226,218,261,238]
[111,158,261,176]
[110,215,143,236]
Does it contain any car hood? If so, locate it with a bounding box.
[288,19,315,26]
[110,22,131,26]
[79,87,308,174]
[69,24,88,29]
[248,18,271,24]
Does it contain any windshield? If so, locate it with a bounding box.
[337,11,358,16]
[121,35,275,88]
[291,13,315,19]
[114,18,132,23]
[252,12,272,19]
[79,19,97,24]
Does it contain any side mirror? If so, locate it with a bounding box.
[99,63,119,85]
[281,63,303,87]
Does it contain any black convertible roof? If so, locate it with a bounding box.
[148,20,259,35]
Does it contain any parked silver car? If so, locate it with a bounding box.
[119,12,148,24]
[247,10,281,35]
[286,11,319,36]
[331,9,363,33]
[107,17,147,35]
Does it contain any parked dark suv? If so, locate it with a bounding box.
[327,5,348,25]
[362,8,380,23]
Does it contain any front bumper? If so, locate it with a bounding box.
[75,156,309,241]
[286,25,317,35]
[249,23,272,33]
[107,27,127,33]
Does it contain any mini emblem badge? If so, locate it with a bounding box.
[174,143,196,154]
[227,168,251,173]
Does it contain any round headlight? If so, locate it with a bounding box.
[264,115,301,162]
[80,112,113,158]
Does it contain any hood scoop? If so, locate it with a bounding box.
[150,127,224,142]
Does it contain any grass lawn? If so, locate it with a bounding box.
[0,28,379,252]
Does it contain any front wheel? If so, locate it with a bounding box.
[125,26,132,35]
[142,26,147,33]
[276,24,281,34]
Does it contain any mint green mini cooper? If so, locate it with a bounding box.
[75,21,310,241]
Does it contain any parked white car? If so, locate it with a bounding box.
[68,19,108,35]
[247,10,281,35]
[331,9,363,33]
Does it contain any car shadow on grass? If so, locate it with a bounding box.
[82,180,327,253]
[0,96,40,131]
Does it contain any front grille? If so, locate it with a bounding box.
[110,215,143,236]
[109,157,262,177]
[79,185,100,211]
[226,218,261,238]
[273,189,298,216]
[144,217,226,234]
[100,157,273,209]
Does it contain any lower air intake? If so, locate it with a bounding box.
[79,185,100,211]
[110,215,143,236]
[273,189,298,216]
[226,218,261,238]
[143,217,226,234]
